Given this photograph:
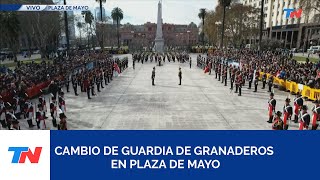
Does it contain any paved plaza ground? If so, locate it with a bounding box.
[13,54,316,130]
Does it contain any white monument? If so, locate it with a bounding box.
[154,0,164,53]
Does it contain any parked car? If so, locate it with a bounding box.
[307,46,320,54]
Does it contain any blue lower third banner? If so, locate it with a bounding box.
[1,131,320,180]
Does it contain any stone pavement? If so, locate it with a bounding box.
[62,54,315,130]
[7,54,316,130]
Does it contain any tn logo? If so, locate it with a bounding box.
[8,147,42,163]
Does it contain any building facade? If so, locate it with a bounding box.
[241,0,320,49]
[95,7,106,22]
[102,22,199,50]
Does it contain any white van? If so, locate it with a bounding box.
[307,46,320,54]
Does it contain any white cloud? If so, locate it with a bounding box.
[60,0,218,25]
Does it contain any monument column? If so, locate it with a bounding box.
[154,0,164,53]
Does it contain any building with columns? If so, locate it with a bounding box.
[240,0,320,49]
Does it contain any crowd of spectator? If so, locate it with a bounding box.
[0,50,119,102]
[211,49,320,89]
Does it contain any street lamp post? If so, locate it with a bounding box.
[259,0,265,52]
[221,5,227,49]
[63,0,70,51]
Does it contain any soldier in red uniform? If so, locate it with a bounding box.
[223,67,227,86]
[299,105,310,130]
[13,94,22,120]
[267,93,277,123]
[293,93,303,123]
[253,74,259,92]
[84,76,91,99]
[58,113,68,130]
[230,69,235,90]
[311,100,320,130]
[58,92,66,113]
[6,104,20,130]
[50,96,58,127]
[36,104,46,130]
[272,111,284,130]
[283,98,293,130]
[218,64,221,81]
[38,90,48,118]
[215,61,219,79]
[236,72,242,96]
[24,96,36,128]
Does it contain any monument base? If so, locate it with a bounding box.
[154,38,164,53]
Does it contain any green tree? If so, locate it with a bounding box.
[76,22,84,45]
[198,8,207,48]
[218,0,232,49]
[96,0,107,21]
[0,12,20,61]
[82,11,94,48]
[111,7,124,49]
[96,0,106,49]
[300,0,320,23]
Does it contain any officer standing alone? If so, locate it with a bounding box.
[178,67,182,85]
[152,67,155,86]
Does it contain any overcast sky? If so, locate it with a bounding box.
[55,0,218,25]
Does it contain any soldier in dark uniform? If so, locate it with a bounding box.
[261,73,267,89]
[272,111,284,130]
[253,74,259,92]
[72,74,79,96]
[48,81,59,99]
[267,75,273,92]
[215,61,219,79]
[267,93,277,123]
[6,104,20,130]
[24,97,36,128]
[230,70,235,90]
[13,94,22,120]
[133,59,135,70]
[223,67,227,86]
[91,75,96,96]
[189,58,192,69]
[65,75,70,93]
[58,113,68,130]
[152,67,155,86]
[235,72,240,94]
[178,67,182,85]
[248,71,253,89]
[0,97,7,128]
[84,76,91,99]
[293,93,304,123]
[237,73,242,96]
[50,96,58,127]
[96,73,101,93]
[299,105,310,130]
[104,68,108,86]
[218,64,221,81]
[100,71,104,89]
[110,64,114,81]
